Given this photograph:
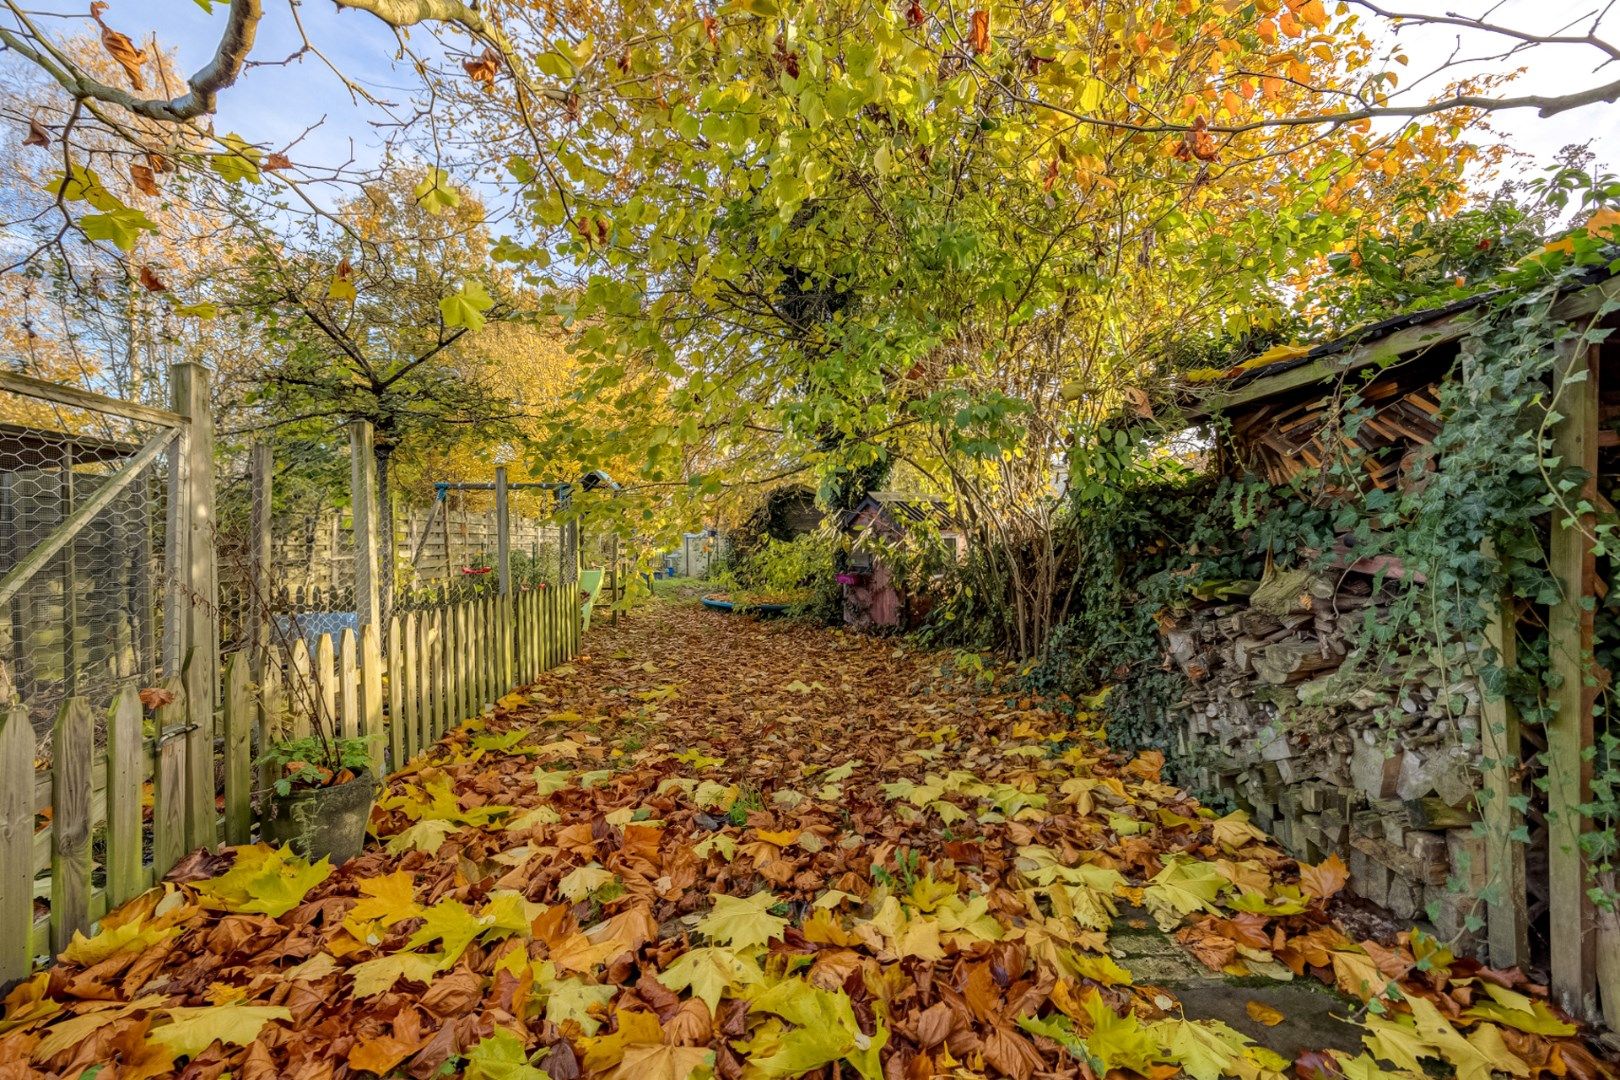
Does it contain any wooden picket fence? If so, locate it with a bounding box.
[0,582,580,983]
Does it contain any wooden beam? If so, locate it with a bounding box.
[0,370,184,428]
[1480,583,1529,969]
[1191,275,1620,418]
[1547,338,1599,1020]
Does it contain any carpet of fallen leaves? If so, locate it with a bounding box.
[3,599,1616,1080]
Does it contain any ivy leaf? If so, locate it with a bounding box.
[441,280,494,332]
[463,1027,549,1080]
[147,1004,290,1058]
[414,166,461,214]
[696,890,788,948]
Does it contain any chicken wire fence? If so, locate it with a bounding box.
[214,445,579,655]
[0,383,181,749]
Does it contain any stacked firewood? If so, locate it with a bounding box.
[1158,565,1489,946]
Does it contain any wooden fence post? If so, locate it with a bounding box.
[403,612,420,758]
[1480,580,1529,970]
[172,363,219,853]
[350,421,381,632]
[1547,337,1599,1020]
[0,701,33,982]
[248,443,272,669]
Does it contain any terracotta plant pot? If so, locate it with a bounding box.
[261,771,378,864]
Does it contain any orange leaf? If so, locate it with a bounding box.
[1298,853,1349,900]
[129,164,160,197]
[1245,1000,1285,1027]
[347,1032,423,1075]
[968,9,990,54]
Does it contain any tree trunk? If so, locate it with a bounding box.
[373,442,395,629]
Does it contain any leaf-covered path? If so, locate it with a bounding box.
[2,598,1612,1080]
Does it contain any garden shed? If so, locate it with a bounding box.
[1159,269,1620,1022]
[837,492,964,630]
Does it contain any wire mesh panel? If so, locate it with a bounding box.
[0,407,175,747]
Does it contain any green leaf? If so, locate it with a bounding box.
[543,977,616,1035]
[348,952,442,998]
[192,844,331,917]
[405,898,491,965]
[80,208,157,252]
[441,280,494,332]
[655,946,762,1013]
[695,890,788,948]
[414,167,461,214]
[211,133,262,184]
[172,300,219,320]
[464,1027,550,1080]
[148,1004,290,1058]
[749,979,886,1080]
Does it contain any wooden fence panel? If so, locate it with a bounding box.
[50,699,93,950]
[1,703,33,983]
[339,628,359,741]
[361,625,383,770]
[403,612,421,759]
[184,653,214,853]
[387,616,404,767]
[316,634,337,741]
[223,655,253,844]
[152,680,188,888]
[289,639,312,739]
[1,543,589,977]
[105,686,145,905]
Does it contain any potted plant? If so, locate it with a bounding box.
[256,735,379,863]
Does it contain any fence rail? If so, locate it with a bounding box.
[0,581,580,982]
